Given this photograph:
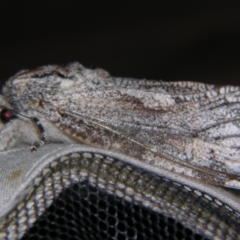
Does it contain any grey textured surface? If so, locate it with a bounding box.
[2,63,240,189]
[0,144,240,239]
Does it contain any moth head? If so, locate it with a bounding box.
[0,106,17,124]
[0,95,17,125]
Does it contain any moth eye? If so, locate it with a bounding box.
[0,108,16,123]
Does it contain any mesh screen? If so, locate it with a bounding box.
[1,152,240,240]
[22,183,205,240]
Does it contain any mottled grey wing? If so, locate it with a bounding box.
[52,79,240,187]
[3,64,240,187]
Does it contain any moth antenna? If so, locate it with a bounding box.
[32,117,46,143]
[0,106,31,119]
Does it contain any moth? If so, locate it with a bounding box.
[1,62,240,189]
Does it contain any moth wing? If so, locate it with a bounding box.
[49,79,240,188]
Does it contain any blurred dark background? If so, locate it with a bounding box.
[0,1,240,86]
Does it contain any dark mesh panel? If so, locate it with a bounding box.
[1,152,240,239]
[22,182,206,240]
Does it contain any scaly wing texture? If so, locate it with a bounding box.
[3,63,240,187]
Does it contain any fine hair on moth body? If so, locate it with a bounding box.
[0,106,46,151]
[1,62,240,189]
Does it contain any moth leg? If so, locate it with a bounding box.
[31,117,46,151]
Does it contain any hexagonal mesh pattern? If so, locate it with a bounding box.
[1,151,240,240]
[22,183,205,240]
